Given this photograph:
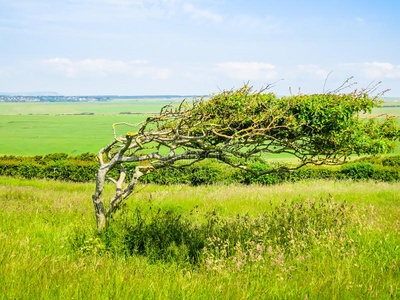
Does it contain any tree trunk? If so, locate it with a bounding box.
[92,169,107,231]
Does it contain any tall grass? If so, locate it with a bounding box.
[1,176,399,299]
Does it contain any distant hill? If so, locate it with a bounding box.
[0,91,61,96]
[0,94,199,103]
[382,97,400,102]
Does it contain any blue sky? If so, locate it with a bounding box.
[0,0,399,96]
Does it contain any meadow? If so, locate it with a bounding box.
[1,97,399,156]
[1,176,399,299]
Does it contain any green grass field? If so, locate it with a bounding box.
[0,99,174,116]
[0,115,148,155]
[371,99,400,116]
[0,98,399,156]
[0,99,175,155]
[1,177,399,299]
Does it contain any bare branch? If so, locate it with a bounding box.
[323,71,333,94]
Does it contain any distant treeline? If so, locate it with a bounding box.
[0,95,195,103]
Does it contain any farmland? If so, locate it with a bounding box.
[0,99,173,155]
[0,115,147,155]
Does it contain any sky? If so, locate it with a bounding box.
[0,0,399,96]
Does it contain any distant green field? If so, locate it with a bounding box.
[0,115,147,155]
[371,103,400,116]
[0,97,399,156]
[0,99,173,116]
[0,99,171,155]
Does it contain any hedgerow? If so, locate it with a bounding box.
[0,153,103,182]
[1,153,400,183]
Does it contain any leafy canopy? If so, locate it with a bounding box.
[153,85,399,165]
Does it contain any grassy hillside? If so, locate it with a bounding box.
[1,177,399,299]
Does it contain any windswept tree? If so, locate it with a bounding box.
[92,85,399,230]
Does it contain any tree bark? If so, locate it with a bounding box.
[92,168,107,231]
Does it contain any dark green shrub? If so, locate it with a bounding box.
[140,161,233,185]
[350,155,400,167]
[0,155,21,161]
[237,161,273,184]
[0,154,98,181]
[381,155,400,167]
[48,161,70,180]
[294,167,340,181]
[189,162,226,185]
[372,166,400,182]
[341,162,375,179]
[18,163,41,179]
[67,162,98,182]
[70,152,97,162]
[0,160,21,176]
[141,166,190,185]
[43,153,69,162]
[352,156,382,165]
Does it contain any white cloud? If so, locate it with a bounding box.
[229,15,281,34]
[217,62,278,80]
[297,64,329,79]
[45,58,170,79]
[361,62,400,79]
[129,59,149,64]
[183,3,223,23]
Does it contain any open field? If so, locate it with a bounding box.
[0,115,146,155]
[370,99,400,116]
[1,98,400,156]
[0,98,171,155]
[0,99,174,116]
[1,177,399,299]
